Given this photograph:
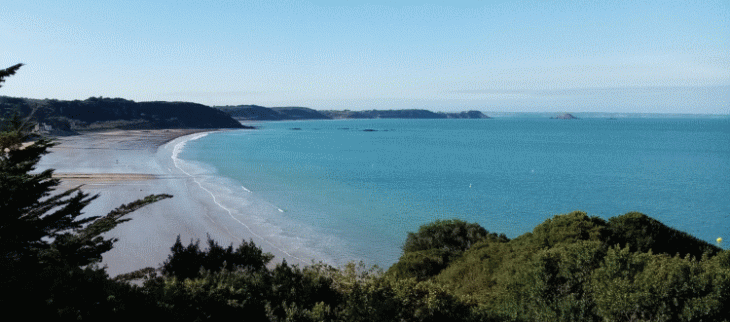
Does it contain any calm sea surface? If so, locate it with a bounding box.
[179,117,730,267]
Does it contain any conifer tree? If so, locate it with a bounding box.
[1,63,173,317]
[0,63,23,88]
[0,63,171,268]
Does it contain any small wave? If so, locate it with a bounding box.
[171,132,210,169]
[169,132,308,265]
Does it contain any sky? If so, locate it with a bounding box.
[1,0,728,114]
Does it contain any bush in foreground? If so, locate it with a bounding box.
[140,212,728,321]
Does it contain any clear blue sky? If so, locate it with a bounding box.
[2,0,728,113]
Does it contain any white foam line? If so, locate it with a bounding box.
[241,186,251,193]
[85,183,151,186]
[170,133,306,265]
[170,135,239,239]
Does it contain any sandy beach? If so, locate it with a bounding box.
[37,129,308,276]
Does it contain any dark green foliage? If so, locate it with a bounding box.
[531,211,607,248]
[51,194,174,267]
[394,211,730,321]
[591,246,730,321]
[341,278,472,322]
[502,241,605,322]
[149,238,484,322]
[150,253,340,321]
[434,237,536,301]
[161,235,274,280]
[403,219,505,253]
[0,63,23,88]
[0,119,70,259]
[114,267,158,282]
[389,219,508,280]
[0,119,171,266]
[20,212,725,321]
[161,237,205,280]
[606,211,721,259]
[13,204,728,321]
[311,262,476,322]
[267,260,341,320]
[1,64,170,319]
[433,214,607,317]
[147,268,272,321]
[0,96,248,130]
[0,66,170,267]
[7,263,164,321]
[387,248,451,281]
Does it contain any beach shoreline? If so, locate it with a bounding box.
[37,128,311,276]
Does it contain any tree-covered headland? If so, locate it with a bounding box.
[2,64,729,321]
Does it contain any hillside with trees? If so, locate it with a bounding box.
[1,95,249,134]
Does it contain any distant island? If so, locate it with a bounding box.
[550,113,579,119]
[213,105,491,121]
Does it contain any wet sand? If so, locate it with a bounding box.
[37,129,305,276]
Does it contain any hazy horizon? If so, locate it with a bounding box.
[2,1,728,114]
[3,90,730,116]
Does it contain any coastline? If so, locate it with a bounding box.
[37,129,311,276]
[36,118,728,277]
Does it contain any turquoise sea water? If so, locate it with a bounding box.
[179,117,730,267]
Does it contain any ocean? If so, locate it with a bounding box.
[176,116,730,268]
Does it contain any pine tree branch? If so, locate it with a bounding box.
[79,193,173,239]
[46,194,173,267]
[0,63,23,88]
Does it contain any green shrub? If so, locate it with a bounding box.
[591,246,730,322]
[530,211,607,248]
[389,219,507,280]
[386,248,451,281]
[606,212,721,259]
[500,241,605,322]
[402,219,505,254]
[161,235,273,280]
